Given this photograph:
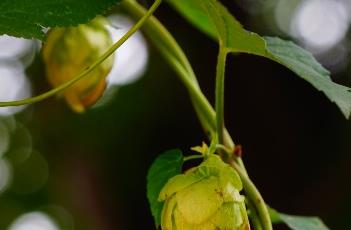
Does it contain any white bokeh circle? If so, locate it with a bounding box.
[106,14,149,86]
[8,212,59,230]
[0,61,32,116]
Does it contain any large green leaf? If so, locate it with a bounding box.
[0,0,120,39]
[264,37,351,117]
[270,207,329,230]
[167,0,351,118]
[147,149,184,227]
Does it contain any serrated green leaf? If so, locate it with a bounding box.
[263,37,351,118]
[147,149,183,227]
[0,0,121,39]
[167,0,351,118]
[269,207,330,230]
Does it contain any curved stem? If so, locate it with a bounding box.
[123,0,198,84]
[215,47,227,145]
[121,0,237,150]
[155,44,216,137]
[0,0,163,107]
[246,197,263,230]
[230,161,273,230]
[121,0,216,135]
[121,1,265,228]
[122,0,252,193]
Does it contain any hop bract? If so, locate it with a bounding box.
[159,154,250,230]
[42,17,114,113]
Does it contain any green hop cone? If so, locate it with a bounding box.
[159,154,250,230]
[42,16,114,113]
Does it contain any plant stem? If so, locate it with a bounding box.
[123,0,251,186]
[123,0,198,83]
[215,47,227,145]
[121,0,237,151]
[121,0,215,135]
[0,0,163,107]
[230,161,273,230]
[154,43,217,137]
[121,2,267,229]
[246,197,263,230]
[183,155,203,162]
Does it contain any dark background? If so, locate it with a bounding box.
[1,0,351,229]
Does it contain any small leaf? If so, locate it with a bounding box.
[147,149,183,227]
[0,0,121,39]
[191,142,209,155]
[269,207,330,230]
[279,213,330,230]
[167,0,351,118]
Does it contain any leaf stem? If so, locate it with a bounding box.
[215,47,227,145]
[230,161,273,230]
[183,155,203,162]
[0,0,163,107]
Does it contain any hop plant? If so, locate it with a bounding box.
[159,154,250,230]
[42,17,114,112]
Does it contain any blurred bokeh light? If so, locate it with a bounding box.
[11,151,49,195]
[5,122,33,165]
[106,14,148,86]
[0,61,32,116]
[0,34,36,116]
[93,14,149,109]
[290,0,350,53]
[0,158,11,194]
[8,212,59,230]
[0,119,10,157]
[0,35,37,67]
[251,0,351,73]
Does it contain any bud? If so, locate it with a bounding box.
[159,155,250,230]
[42,17,114,112]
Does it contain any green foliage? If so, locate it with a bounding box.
[167,0,351,118]
[269,208,329,230]
[147,149,183,227]
[0,0,121,39]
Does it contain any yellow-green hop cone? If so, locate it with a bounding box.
[42,16,114,113]
[159,155,250,230]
